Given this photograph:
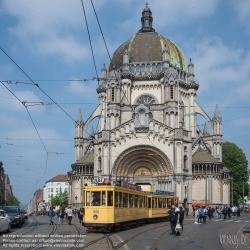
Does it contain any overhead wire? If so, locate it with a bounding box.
[80,0,99,84]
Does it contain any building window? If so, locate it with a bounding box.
[111,87,115,102]
[48,188,50,192]
[98,157,102,171]
[56,188,59,193]
[145,19,149,27]
[141,64,145,74]
[152,64,156,73]
[51,188,53,192]
[184,155,188,169]
[146,64,150,73]
[64,188,68,192]
[170,85,174,99]
[136,65,140,74]
[157,63,161,72]
[130,65,135,73]
[51,194,53,198]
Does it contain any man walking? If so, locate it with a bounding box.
[185,206,189,216]
[67,206,73,225]
[223,205,228,219]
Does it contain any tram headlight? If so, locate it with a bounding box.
[93,214,98,220]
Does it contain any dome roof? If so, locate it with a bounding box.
[108,5,187,72]
[192,148,219,163]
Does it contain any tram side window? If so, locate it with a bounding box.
[108,191,113,206]
[152,198,154,208]
[158,198,162,208]
[115,192,119,207]
[92,192,100,206]
[129,194,133,208]
[139,196,143,208]
[174,198,178,206]
[163,198,166,208]
[123,193,128,208]
[102,191,106,206]
[86,191,90,206]
[134,195,138,208]
[119,192,123,207]
[148,198,151,208]
[154,198,158,208]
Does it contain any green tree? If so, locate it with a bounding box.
[222,142,249,205]
[6,195,21,206]
[50,191,68,208]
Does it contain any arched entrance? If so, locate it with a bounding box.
[112,145,172,191]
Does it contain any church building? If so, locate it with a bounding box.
[68,5,230,208]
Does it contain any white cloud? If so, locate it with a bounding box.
[0,0,107,62]
[64,80,96,95]
[0,89,45,112]
[185,36,250,96]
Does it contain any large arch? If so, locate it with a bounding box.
[112,145,172,178]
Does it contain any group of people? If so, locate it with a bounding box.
[168,204,185,236]
[193,205,242,224]
[46,206,84,225]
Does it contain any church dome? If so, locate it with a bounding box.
[108,5,187,72]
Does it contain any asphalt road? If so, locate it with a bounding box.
[0,214,250,250]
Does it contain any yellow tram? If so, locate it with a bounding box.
[83,184,178,229]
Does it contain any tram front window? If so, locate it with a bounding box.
[108,191,113,206]
[92,192,100,206]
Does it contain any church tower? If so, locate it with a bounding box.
[74,108,84,161]
[212,104,222,160]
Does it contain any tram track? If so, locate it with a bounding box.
[84,222,167,249]
[25,223,58,250]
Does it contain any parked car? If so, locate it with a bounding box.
[0,209,11,233]
[2,206,23,228]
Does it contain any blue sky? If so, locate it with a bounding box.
[0,0,250,204]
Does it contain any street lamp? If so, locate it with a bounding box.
[75,195,78,209]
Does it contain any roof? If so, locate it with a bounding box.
[108,32,187,72]
[76,150,94,164]
[48,174,69,182]
[192,148,219,163]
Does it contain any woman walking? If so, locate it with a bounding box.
[57,207,65,225]
[77,208,83,225]
[179,206,185,230]
[47,207,55,225]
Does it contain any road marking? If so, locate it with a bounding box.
[235,220,242,222]
[224,220,233,222]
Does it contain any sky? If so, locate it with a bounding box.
[1,0,250,205]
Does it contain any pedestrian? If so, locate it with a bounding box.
[168,204,180,235]
[208,207,213,221]
[227,205,231,219]
[47,207,55,225]
[185,206,189,216]
[179,206,185,230]
[222,205,227,219]
[198,206,204,224]
[65,206,68,220]
[57,206,65,225]
[78,208,83,225]
[194,208,198,224]
[67,206,73,225]
[237,206,240,217]
[217,207,221,219]
[232,206,235,217]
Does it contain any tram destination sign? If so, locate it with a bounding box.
[122,181,141,191]
[156,190,175,196]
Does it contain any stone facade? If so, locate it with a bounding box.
[69,5,230,207]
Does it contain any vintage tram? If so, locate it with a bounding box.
[83,183,178,230]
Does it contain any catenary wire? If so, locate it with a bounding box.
[80,0,99,83]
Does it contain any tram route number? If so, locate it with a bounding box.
[93,210,99,213]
